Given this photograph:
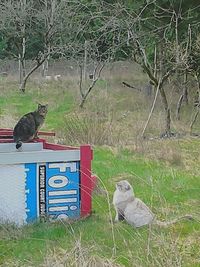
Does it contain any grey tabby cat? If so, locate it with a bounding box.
[113,180,193,228]
[13,104,48,149]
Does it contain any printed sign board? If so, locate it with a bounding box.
[25,161,80,223]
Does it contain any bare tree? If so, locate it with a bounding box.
[100,1,199,137]
[20,52,48,92]
[134,36,176,137]
[56,1,114,108]
[19,0,66,92]
[0,0,66,92]
[79,61,106,108]
[0,0,31,84]
[41,0,57,77]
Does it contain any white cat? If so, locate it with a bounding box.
[113,180,193,228]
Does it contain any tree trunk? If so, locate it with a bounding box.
[190,74,200,134]
[22,33,26,78]
[176,94,183,120]
[190,109,199,135]
[79,96,87,109]
[18,0,26,85]
[41,44,51,77]
[176,71,188,120]
[41,0,55,77]
[79,62,105,108]
[19,54,22,84]
[20,58,46,92]
[79,78,99,108]
[19,56,26,86]
[183,76,188,104]
[83,40,88,81]
[159,85,171,136]
[141,79,160,138]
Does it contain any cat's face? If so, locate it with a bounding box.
[116,180,132,192]
[38,104,48,116]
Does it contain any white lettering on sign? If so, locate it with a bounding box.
[39,165,46,217]
[48,162,77,172]
[49,206,69,212]
[40,189,45,202]
[48,175,68,188]
[49,198,77,204]
[48,190,77,196]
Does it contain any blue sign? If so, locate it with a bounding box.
[25,161,80,223]
[45,162,80,220]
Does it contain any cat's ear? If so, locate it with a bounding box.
[38,103,42,108]
[45,104,48,108]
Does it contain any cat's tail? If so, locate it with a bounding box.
[13,135,22,149]
[16,140,22,149]
[154,214,194,227]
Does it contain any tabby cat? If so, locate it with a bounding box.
[13,104,48,149]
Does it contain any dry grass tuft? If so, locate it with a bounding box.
[62,90,119,146]
[0,113,17,128]
[62,110,114,146]
[41,240,121,267]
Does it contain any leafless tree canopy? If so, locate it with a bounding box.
[0,0,199,134]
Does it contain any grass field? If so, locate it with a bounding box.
[0,68,200,267]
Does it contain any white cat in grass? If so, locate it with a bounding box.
[113,180,193,228]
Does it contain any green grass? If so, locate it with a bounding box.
[0,79,199,266]
[0,81,75,130]
[0,147,199,266]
